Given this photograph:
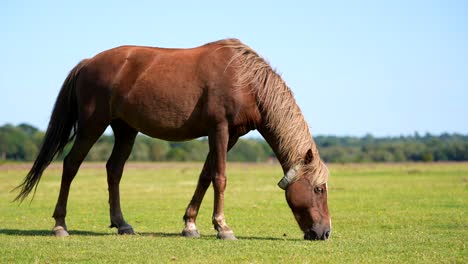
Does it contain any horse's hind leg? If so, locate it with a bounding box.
[106,120,137,235]
[52,124,107,237]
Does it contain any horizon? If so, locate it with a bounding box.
[2,1,467,137]
[2,121,467,139]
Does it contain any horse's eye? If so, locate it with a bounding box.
[314,187,323,194]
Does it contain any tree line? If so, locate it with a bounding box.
[1,123,468,163]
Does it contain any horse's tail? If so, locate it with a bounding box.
[14,59,88,202]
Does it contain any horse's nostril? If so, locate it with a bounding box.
[324,230,331,240]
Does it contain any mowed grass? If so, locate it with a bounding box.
[0,162,466,263]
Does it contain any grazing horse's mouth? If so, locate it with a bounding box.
[303,228,331,240]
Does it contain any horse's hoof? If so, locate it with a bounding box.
[118,224,135,235]
[52,226,69,237]
[217,231,237,240]
[181,229,200,238]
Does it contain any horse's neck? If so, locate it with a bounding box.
[258,127,290,173]
[257,115,315,173]
[229,45,317,172]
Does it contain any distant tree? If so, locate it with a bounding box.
[421,151,434,162]
[148,139,170,161]
[228,139,267,162]
[86,141,113,161]
[0,124,38,160]
[18,123,39,136]
[167,148,189,161]
[129,137,150,161]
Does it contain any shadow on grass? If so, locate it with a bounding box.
[137,232,301,241]
[0,229,110,236]
[236,235,301,241]
[0,229,302,241]
[137,232,182,238]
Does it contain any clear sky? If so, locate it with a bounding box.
[2,0,467,137]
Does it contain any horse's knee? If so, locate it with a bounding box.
[213,175,226,190]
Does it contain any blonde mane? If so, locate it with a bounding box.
[221,39,328,186]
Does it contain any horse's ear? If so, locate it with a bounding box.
[304,149,313,164]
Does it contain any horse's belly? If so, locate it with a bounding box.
[115,96,208,141]
[135,118,208,141]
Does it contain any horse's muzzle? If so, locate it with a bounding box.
[304,229,331,240]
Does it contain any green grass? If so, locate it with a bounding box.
[0,162,466,263]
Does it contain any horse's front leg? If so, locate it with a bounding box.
[210,124,236,240]
[182,126,238,239]
[182,155,212,238]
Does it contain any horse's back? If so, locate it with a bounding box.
[75,40,259,140]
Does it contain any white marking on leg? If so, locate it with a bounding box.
[186,222,197,231]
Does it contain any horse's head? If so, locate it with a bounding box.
[280,149,331,240]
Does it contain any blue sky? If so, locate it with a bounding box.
[2,0,467,137]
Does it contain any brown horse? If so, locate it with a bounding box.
[15,39,331,240]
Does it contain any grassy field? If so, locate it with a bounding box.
[0,162,466,263]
